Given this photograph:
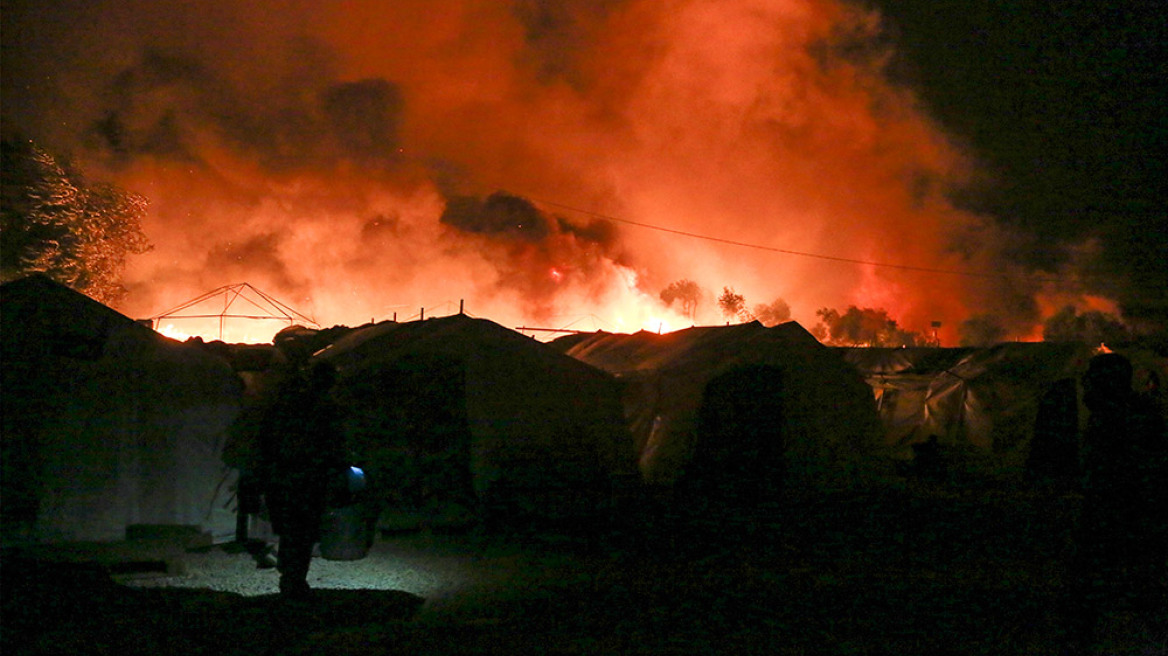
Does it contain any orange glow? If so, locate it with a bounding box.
[16,0,1109,345]
[155,318,300,345]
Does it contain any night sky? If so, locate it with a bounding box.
[3,0,1164,343]
[871,0,1166,329]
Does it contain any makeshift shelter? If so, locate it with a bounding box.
[550,321,884,495]
[834,347,982,452]
[1,275,242,544]
[837,342,1168,476]
[314,314,637,528]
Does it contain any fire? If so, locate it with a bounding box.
[156,322,197,342]
[8,0,1124,345]
[642,318,673,334]
[154,318,301,345]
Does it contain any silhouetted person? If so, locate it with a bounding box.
[1063,353,1166,651]
[258,360,346,599]
[1025,377,1080,489]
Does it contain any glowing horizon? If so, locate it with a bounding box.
[6,1,1132,347]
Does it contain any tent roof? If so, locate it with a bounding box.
[1,274,156,356]
[839,343,1094,380]
[316,313,638,487]
[835,346,979,376]
[319,313,613,383]
[551,321,884,487]
[554,321,829,377]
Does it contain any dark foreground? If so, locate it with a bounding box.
[4,481,1166,656]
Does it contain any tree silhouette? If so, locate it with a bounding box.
[660,279,703,320]
[814,305,927,347]
[1043,306,1130,345]
[752,297,791,327]
[959,314,1008,346]
[718,286,752,323]
[1,138,150,304]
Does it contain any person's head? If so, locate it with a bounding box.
[1082,353,1133,405]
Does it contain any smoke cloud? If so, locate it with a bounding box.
[2,0,1130,343]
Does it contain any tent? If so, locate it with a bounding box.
[837,342,1168,475]
[834,347,986,454]
[1,275,243,544]
[314,314,637,528]
[550,321,884,495]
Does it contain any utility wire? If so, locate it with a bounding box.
[528,196,1071,285]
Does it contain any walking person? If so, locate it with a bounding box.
[257,360,346,599]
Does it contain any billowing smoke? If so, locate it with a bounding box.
[2,0,1133,343]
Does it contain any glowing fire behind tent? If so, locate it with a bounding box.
[149,283,318,344]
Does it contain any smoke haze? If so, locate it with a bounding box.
[4,0,1151,343]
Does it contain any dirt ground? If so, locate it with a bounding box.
[3,481,1166,655]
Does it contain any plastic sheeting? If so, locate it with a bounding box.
[552,321,883,490]
[839,343,1167,471]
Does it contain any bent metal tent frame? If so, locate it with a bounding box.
[148,282,318,341]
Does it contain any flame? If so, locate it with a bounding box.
[7,0,1128,345]
[156,322,197,342]
[154,318,303,344]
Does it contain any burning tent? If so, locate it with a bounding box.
[1,275,242,544]
[550,321,884,498]
[314,313,637,529]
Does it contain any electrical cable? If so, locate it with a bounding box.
[528,196,1077,285]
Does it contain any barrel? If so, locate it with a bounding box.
[318,504,370,561]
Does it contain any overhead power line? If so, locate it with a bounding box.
[528,196,1068,285]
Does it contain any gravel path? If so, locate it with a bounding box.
[115,531,606,620]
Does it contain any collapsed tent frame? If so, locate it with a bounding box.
[148,282,318,340]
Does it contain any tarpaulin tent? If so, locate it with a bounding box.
[837,342,1168,474]
[550,321,884,494]
[314,314,637,527]
[2,275,242,544]
[834,347,984,454]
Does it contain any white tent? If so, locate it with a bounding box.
[315,314,638,527]
[551,321,884,493]
[2,276,242,544]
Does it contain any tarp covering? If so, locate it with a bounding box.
[2,275,242,543]
[551,321,884,491]
[837,343,1168,473]
[315,314,637,525]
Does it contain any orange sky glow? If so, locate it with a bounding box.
[11,0,1112,344]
